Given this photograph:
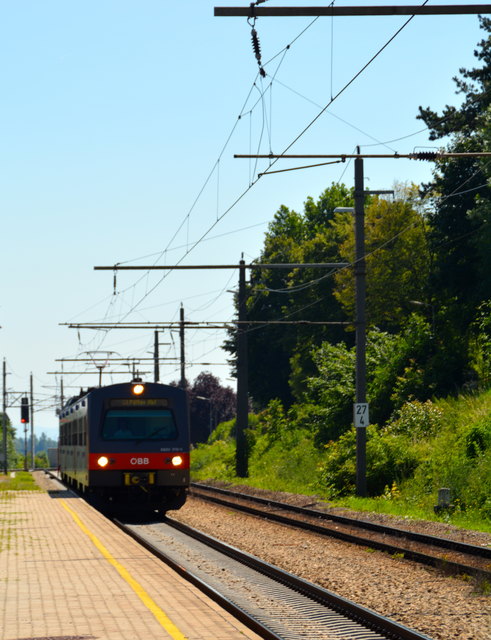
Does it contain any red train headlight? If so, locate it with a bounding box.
[171,455,183,467]
[97,456,109,468]
[132,383,145,395]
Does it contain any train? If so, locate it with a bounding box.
[58,380,190,513]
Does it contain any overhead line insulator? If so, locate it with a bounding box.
[410,152,439,161]
[251,27,266,77]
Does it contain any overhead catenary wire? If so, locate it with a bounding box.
[79,5,418,339]
[77,15,314,332]
[72,0,483,384]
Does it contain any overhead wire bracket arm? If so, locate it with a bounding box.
[94,263,350,270]
[215,5,491,17]
[234,152,491,159]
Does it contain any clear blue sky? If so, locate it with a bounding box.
[0,1,486,440]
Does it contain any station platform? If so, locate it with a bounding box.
[0,472,261,640]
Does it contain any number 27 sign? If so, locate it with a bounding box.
[354,403,369,428]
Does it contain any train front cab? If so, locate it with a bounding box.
[87,382,190,512]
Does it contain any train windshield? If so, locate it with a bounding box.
[102,409,178,440]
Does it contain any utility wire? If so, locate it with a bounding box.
[75,0,437,367]
[260,0,431,178]
[113,3,429,317]
[73,28,310,354]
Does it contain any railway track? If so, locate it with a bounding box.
[42,471,486,638]
[116,514,433,640]
[190,482,491,582]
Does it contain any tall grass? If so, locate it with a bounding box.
[191,389,491,533]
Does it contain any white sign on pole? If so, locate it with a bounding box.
[354,403,369,428]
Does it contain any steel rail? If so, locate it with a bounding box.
[43,469,281,640]
[191,483,491,558]
[44,470,431,639]
[164,517,432,640]
[113,518,284,640]
[190,484,491,581]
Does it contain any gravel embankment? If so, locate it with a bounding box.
[171,490,491,640]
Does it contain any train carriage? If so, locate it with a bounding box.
[58,380,190,513]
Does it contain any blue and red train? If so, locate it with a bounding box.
[58,380,190,513]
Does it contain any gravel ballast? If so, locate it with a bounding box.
[171,491,491,640]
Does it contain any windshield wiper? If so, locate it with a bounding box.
[134,427,169,446]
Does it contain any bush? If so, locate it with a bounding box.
[317,425,420,497]
[462,416,491,458]
[191,439,237,481]
[305,316,435,446]
[386,400,444,439]
[259,399,288,444]
[316,428,356,497]
[208,418,235,443]
[248,429,322,493]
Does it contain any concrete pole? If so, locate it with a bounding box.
[179,305,186,389]
[2,359,7,474]
[30,373,34,470]
[60,376,64,409]
[235,259,248,477]
[154,330,160,383]
[354,155,367,497]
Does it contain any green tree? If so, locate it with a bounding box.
[224,183,354,408]
[332,189,431,332]
[304,315,435,445]
[417,17,491,388]
[0,413,19,470]
[468,300,491,387]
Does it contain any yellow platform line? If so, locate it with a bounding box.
[60,499,188,640]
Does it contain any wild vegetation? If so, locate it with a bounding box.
[0,471,42,492]
[193,19,491,530]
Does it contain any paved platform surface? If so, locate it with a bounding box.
[0,473,262,640]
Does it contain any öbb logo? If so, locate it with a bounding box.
[130,457,149,465]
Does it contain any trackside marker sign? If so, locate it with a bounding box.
[354,403,369,428]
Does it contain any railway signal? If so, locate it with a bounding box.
[20,397,29,424]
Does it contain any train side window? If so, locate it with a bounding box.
[78,418,83,445]
[83,417,87,446]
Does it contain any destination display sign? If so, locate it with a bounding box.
[108,398,169,408]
